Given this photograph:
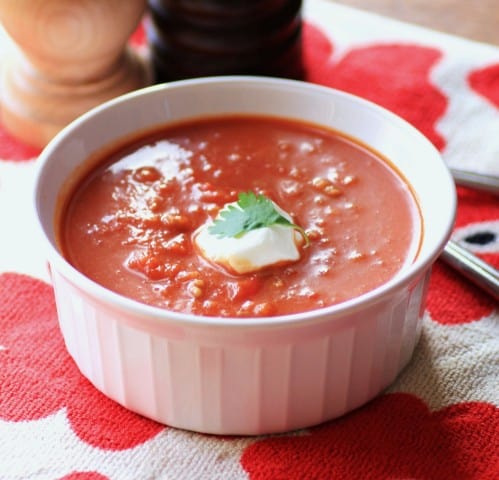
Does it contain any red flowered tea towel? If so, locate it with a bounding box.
[0,0,498,478]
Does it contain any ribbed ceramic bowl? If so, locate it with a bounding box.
[34,76,456,435]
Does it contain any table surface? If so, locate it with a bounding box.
[333,0,499,45]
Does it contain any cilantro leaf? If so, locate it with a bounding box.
[208,191,309,245]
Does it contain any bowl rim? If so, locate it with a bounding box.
[34,75,457,330]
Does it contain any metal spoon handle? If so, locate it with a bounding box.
[441,240,499,302]
[450,168,499,196]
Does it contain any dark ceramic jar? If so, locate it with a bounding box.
[147,0,303,81]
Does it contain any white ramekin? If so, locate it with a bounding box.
[34,76,456,435]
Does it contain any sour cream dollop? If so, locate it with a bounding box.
[194,201,304,274]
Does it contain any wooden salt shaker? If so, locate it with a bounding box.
[0,0,149,148]
[147,0,304,82]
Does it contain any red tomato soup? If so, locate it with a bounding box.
[58,115,421,317]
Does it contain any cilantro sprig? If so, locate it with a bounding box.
[208,191,309,246]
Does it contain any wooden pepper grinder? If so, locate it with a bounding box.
[146,0,303,82]
[0,0,149,148]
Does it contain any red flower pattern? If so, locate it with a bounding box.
[0,272,164,450]
[241,393,499,480]
[302,23,448,150]
[468,63,499,108]
[0,124,41,161]
[426,261,496,325]
[60,474,109,480]
[129,20,146,47]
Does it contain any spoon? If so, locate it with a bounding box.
[438,168,499,302]
[441,240,499,302]
[450,168,499,195]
